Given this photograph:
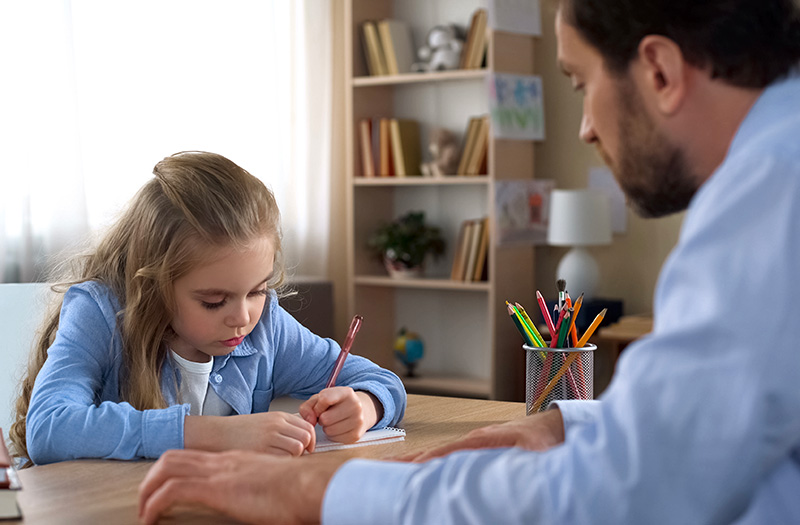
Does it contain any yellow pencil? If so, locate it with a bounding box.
[506,301,540,348]
[515,302,545,348]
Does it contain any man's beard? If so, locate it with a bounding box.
[608,80,700,218]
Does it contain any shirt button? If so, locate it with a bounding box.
[212,374,222,384]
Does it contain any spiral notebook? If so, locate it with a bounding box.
[313,425,405,453]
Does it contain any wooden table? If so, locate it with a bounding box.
[13,394,525,524]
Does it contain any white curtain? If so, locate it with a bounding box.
[0,0,332,282]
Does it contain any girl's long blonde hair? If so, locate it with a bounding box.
[10,151,286,464]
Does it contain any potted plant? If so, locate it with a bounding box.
[367,211,445,278]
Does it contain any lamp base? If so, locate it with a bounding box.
[556,247,600,301]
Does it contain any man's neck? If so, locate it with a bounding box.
[678,80,764,184]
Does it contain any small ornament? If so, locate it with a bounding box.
[394,327,424,377]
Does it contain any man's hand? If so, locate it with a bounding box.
[138,449,344,525]
[184,411,316,456]
[398,408,565,462]
[299,387,383,443]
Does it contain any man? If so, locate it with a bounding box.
[138,1,800,523]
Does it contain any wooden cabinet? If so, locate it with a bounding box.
[343,0,539,401]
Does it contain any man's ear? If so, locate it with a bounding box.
[636,35,689,115]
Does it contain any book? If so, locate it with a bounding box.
[472,216,490,281]
[466,115,490,175]
[0,429,22,519]
[358,118,376,177]
[313,425,405,453]
[377,19,414,75]
[460,9,482,69]
[463,219,484,281]
[456,117,482,176]
[389,118,421,177]
[453,220,475,281]
[378,118,394,177]
[361,21,388,76]
[466,9,488,69]
[449,220,469,280]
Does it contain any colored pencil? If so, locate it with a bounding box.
[550,306,568,348]
[577,308,607,348]
[515,302,546,348]
[507,302,537,347]
[536,290,556,340]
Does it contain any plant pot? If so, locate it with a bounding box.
[384,257,423,279]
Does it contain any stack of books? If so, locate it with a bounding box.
[358,117,421,178]
[450,217,490,282]
[455,115,490,176]
[1,429,22,520]
[460,8,488,69]
[360,19,415,76]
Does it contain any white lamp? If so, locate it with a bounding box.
[547,189,612,301]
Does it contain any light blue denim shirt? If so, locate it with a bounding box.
[323,72,800,524]
[26,281,406,465]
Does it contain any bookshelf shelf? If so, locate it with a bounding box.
[398,374,491,399]
[344,0,539,401]
[352,68,488,87]
[354,275,491,292]
[354,176,489,187]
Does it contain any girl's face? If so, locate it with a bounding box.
[170,237,274,362]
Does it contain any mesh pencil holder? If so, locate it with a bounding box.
[523,343,596,415]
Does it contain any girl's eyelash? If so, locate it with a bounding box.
[202,300,225,310]
[201,289,268,310]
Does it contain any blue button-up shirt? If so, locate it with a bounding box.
[322,73,800,524]
[26,281,406,465]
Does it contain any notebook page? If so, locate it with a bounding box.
[313,425,405,453]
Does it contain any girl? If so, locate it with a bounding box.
[10,151,406,466]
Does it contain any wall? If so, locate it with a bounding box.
[533,3,684,315]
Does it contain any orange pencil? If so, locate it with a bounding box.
[567,293,584,347]
[577,308,607,348]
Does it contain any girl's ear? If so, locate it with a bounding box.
[636,35,689,116]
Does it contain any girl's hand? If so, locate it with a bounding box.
[184,412,316,456]
[298,387,383,443]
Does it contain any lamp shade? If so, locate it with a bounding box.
[547,189,612,246]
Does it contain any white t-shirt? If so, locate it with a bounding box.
[170,350,234,416]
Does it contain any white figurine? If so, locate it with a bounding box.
[411,24,465,72]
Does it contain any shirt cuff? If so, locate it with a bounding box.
[141,403,190,458]
[322,459,416,525]
[548,399,601,432]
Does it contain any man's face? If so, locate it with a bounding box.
[555,11,699,217]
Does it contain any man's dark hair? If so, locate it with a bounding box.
[559,0,800,87]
